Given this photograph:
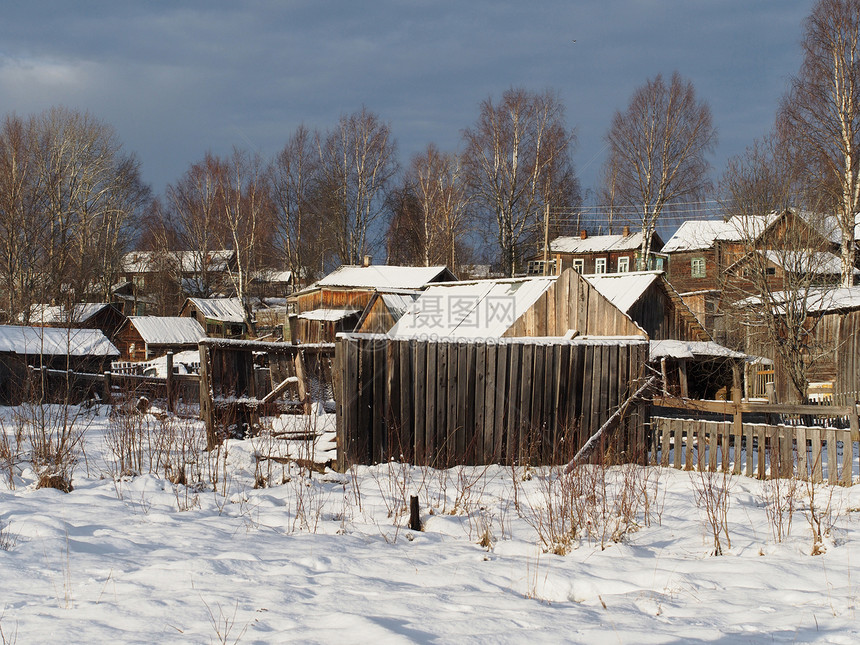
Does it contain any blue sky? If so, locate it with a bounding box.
[0,1,813,220]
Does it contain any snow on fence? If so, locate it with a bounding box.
[333,333,650,470]
[651,398,860,484]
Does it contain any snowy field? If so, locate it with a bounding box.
[1,403,860,643]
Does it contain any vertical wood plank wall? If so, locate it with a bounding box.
[335,334,649,469]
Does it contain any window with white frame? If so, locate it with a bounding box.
[595,258,607,274]
[572,258,584,273]
[617,256,630,273]
[691,257,706,278]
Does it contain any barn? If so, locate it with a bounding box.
[115,316,206,361]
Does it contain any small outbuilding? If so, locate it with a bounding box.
[180,297,249,338]
[115,316,207,361]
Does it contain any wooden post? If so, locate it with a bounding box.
[198,342,216,450]
[166,351,175,413]
[409,495,421,531]
[294,350,311,415]
[660,357,669,396]
[103,371,112,403]
[678,358,689,399]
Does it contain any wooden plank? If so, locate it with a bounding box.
[827,428,838,485]
[756,426,766,479]
[744,424,754,477]
[418,341,430,465]
[399,340,414,464]
[474,342,487,464]
[518,343,535,463]
[685,422,694,470]
[796,426,808,481]
[697,421,706,472]
[542,343,555,463]
[810,428,823,483]
[731,420,743,475]
[483,343,497,463]
[580,345,594,450]
[673,419,683,470]
[436,341,449,466]
[721,425,730,473]
[660,420,670,467]
[708,423,718,472]
[456,341,468,464]
[506,343,521,465]
[840,429,852,486]
[464,342,477,464]
[493,343,508,462]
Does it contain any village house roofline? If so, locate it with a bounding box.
[125,316,206,345]
[734,285,860,314]
[182,297,247,324]
[550,230,655,254]
[0,324,119,357]
[311,264,456,291]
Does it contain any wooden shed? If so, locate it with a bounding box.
[115,316,207,361]
[0,325,119,403]
[29,302,127,343]
[288,264,456,343]
[354,291,420,334]
[583,271,709,341]
[180,297,249,338]
[388,268,647,340]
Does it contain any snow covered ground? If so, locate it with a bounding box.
[1,403,859,643]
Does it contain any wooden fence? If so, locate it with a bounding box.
[651,397,860,484]
[198,338,335,448]
[334,334,650,470]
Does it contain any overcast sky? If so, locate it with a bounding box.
[0,1,813,221]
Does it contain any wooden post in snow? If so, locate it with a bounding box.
[166,351,175,413]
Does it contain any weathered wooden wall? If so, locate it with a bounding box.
[502,268,647,338]
[334,334,649,469]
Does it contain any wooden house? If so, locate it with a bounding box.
[738,286,860,403]
[536,227,665,276]
[662,208,848,340]
[114,316,206,361]
[180,297,249,338]
[354,292,420,334]
[0,325,119,403]
[582,271,709,341]
[28,302,126,343]
[289,264,457,343]
[388,269,647,339]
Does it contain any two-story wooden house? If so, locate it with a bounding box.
[537,226,665,276]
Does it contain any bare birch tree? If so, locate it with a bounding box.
[317,108,397,265]
[720,136,838,402]
[463,88,578,276]
[782,0,860,287]
[271,124,319,285]
[605,72,716,268]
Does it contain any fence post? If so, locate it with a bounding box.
[103,371,112,404]
[166,351,175,413]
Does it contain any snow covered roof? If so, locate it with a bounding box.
[757,250,859,276]
[649,339,746,361]
[379,293,420,318]
[184,297,246,324]
[582,271,662,314]
[551,231,645,254]
[128,317,206,345]
[28,303,115,325]
[121,250,233,274]
[662,213,780,253]
[389,277,555,338]
[253,269,292,284]
[298,308,361,322]
[0,325,119,357]
[315,265,454,290]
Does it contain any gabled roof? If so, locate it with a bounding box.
[661,214,783,253]
[389,277,555,338]
[314,265,456,290]
[28,303,117,325]
[738,286,860,315]
[0,325,119,357]
[582,271,662,314]
[550,230,647,254]
[183,297,246,324]
[121,250,234,274]
[127,317,206,345]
